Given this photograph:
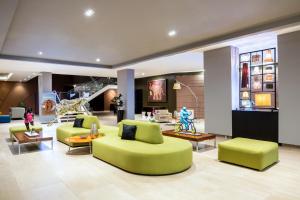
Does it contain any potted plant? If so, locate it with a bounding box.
[111,94,124,122]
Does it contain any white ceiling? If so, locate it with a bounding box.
[0,0,300,81]
[0,0,300,66]
[1,27,300,81]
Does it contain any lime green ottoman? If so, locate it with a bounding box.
[9,125,43,141]
[218,137,278,170]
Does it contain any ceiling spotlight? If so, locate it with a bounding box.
[96,58,101,62]
[141,73,145,76]
[168,30,177,37]
[84,9,95,17]
[38,51,43,55]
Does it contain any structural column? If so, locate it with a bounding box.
[278,30,300,146]
[204,46,239,136]
[38,72,52,115]
[117,69,135,119]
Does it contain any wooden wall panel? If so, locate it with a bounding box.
[176,73,204,119]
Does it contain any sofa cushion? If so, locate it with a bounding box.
[76,115,100,129]
[73,118,84,128]
[121,124,137,140]
[118,120,163,144]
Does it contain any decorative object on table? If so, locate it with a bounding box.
[90,122,98,135]
[111,94,124,122]
[264,49,274,63]
[173,80,199,118]
[255,93,272,107]
[241,63,249,88]
[25,131,39,137]
[148,79,167,102]
[175,107,196,134]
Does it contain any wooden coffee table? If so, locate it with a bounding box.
[162,130,216,151]
[12,132,53,154]
[65,134,99,154]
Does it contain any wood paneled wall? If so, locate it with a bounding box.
[104,89,117,111]
[176,73,204,119]
[0,78,38,114]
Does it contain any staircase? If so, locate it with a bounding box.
[55,77,117,122]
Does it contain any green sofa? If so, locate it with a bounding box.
[218,137,278,170]
[9,125,43,140]
[56,115,106,147]
[92,120,193,175]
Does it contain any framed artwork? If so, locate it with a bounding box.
[148,79,167,102]
[42,99,56,115]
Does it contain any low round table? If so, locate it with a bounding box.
[65,134,100,154]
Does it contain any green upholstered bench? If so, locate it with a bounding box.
[218,137,278,170]
[9,125,43,141]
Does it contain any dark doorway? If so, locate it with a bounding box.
[135,89,143,114]
[89,93,104,111]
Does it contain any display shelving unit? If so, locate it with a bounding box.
[239,48,278,110]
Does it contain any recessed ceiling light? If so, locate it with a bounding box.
[168,30,177,37]
[38,51,43,55]
[96,58,101,62]
[141,73,145,76]
[84,9,95,17]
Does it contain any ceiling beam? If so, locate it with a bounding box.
[112,14,300,68]
[0,54,112,69]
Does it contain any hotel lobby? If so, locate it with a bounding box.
[1,1,300,200]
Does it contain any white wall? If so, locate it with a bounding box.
[204,46,239,136]
[278,31,300,145]
[117,69,135,119]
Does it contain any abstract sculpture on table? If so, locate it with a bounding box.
[175,107,196,134]
[180,107,191,131]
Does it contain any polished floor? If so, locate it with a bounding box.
[0,115,300,200]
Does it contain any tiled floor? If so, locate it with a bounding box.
[0,115,300,200]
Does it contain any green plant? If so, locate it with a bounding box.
[111,94,124,110]
[18,101,26,108]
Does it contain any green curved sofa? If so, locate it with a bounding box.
[56,115,112,147]
[92,120,193,175]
